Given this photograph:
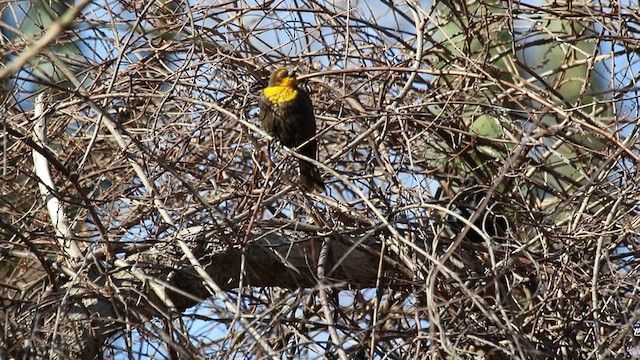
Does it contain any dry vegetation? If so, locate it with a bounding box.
[1,0,640,358]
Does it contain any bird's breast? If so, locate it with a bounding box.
[263,86,298,104]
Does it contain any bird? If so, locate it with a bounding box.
[258,68,324,192]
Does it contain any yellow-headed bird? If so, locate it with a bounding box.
[258,68,324,192]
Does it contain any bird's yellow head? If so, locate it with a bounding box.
[268,68,298,88]
[264,68,299,104]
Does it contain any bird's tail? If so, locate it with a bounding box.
[299,160,324,193]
